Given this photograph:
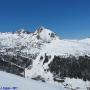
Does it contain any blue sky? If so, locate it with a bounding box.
[0,0,90,39]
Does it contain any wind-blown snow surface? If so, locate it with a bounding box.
[0,71,66,90]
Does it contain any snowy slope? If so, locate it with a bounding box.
[0,71,66,90]
[41,39,90,57]
[80,38,90,44]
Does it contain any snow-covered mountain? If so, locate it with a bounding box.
[0,26,90,90]
[0,27,90,56]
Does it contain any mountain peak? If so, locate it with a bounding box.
[37,26,45,31]
[34,26,57,42]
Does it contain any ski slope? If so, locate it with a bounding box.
[0,71,67,90]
